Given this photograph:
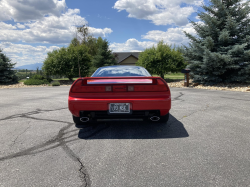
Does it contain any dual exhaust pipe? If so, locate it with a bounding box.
[80,116,160,122]
[80,117,89,123]
[149,116,160,122]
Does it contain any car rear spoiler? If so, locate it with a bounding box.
[83,77,157,85]
[70,77,169,93]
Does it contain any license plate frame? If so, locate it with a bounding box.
[109,103,130,114]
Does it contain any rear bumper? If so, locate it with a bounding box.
[68,96,171,117]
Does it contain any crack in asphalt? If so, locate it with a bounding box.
[172,92,184,102]
[0,105,190,186]
[56,123,91,187]
[11,122,31,147]
[77,157,91,187]
[0,107,68,122]
[0,109,91,187]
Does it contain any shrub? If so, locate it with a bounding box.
[23,74,52,85]
[31,74,52,82]
[31,74,44,80]
[24,79,49,85]
[52,81,60,86]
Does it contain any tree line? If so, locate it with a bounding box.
[1,0,250,85]
[42,25,117,80]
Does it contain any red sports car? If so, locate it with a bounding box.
[68,66,171,128]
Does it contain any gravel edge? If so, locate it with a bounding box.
[168,80,250,92]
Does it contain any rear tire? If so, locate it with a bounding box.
[158,113,169,123]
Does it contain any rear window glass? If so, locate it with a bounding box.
[92,66,151,77]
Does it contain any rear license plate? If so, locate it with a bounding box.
[109,103,130,113]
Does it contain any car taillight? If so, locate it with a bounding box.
[128,85,134,91]
[71,79,82,93]
[157,79,169,91]
[105,86,112,92]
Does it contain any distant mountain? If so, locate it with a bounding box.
[15,63,43,70]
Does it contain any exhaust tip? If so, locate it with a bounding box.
[80,117,89,123]
[150,116,160,122]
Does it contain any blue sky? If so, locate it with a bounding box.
[0,0,208,67]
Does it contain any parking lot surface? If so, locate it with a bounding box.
[0,86,250,187]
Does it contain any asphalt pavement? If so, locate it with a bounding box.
[0,86,250,187]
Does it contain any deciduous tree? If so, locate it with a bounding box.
[137,41,186,79]
[43,44,91,80]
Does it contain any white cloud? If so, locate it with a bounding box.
[0,0,114,66]
[0,9,113,44]
[110,38,156,52]
[0,0,66,22]
[88,27,113,38]
[147,6,194,26]
[16,23,26,29]
[0,22,16,30]
[142,23,197,46]
[113,0,203,26]
[110,21,201,51]
[0,42,60,66]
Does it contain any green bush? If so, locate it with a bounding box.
[52,81,60,86]
[24,79,49,85]
[31,74,44,80]
[31,74,52,82]
[23,74,52,85]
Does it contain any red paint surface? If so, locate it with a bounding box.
[68,77,171,117]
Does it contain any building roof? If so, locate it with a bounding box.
[113,52,141,63]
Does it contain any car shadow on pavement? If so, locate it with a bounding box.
[78,114,189,139]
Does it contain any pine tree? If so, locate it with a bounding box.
[0,49,18,84]
[92,39,117,68]
[184,0,250,84]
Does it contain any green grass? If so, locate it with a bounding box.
[18,79,26,83]
[165,75,183,79]
[153,73,184,82]
[165,73,183,79]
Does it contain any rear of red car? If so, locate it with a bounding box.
[68,76,171,125]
